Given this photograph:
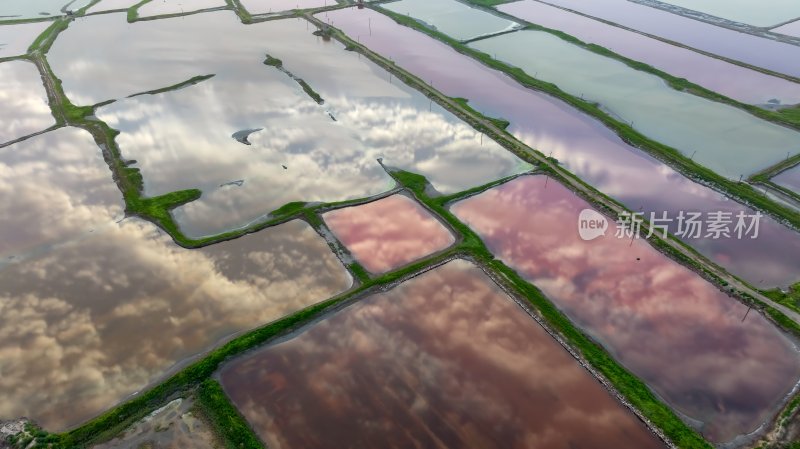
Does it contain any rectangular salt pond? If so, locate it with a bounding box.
[451,175,800,443]
[326,6,800,288]
[87,0,143,12]
[498,0,800,106]
[646,0,800,27]
[0,0,91,20]
[219,260,664,449]
[136,0,226,17]
[470,30,800,179]
[0,60,55,145]
[383,0,519,41]
[0,217,351,430]
[0,21,51,58]
[774,165,800,194]
[537,0,800,78]
[323,194,455,273]
[240,0,333,14]
[52,12,526,238]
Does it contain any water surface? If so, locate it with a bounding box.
[88,0,142,12]
[537,0,800,78]
[774,165,800,194]
[498,0,800,106]
[0,127,124,263]
[383,0,518,41]
[58,13,524,237]
[470,30,800,178]
[326,7,800,287]
[240,0,331,14]
[137,0,225,16]
[0,21,50,58]
[323,194,455,273]
[0,60,55,144]
[451,175,800,443]
[774,19,800,38]
[0,218,351,430]
[650,0,800,27]
[0,0,91,19]
[220,260,663,449]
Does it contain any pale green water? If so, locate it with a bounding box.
[383,0,518,41]
[471,31,800,179]
[655,0,800,27]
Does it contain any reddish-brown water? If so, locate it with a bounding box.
[220,260,664,449]
[451,175,800,443]
[498,0,800,106]
[323,194,455,273]
[324,7,800,288]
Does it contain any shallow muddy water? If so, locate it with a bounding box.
[327,7,800,288]
[651,0,800,27]
[774,165,800,194]
[54,12,524,237]
[0,21,50,58]
[451,175,800,443]
[136,0,225,17]
[536,0,800,78]
[471,30,800,178]
[220,260,664,449]
[0,218,351,430]
[383,0,518,41]
[498,0,800,106]
[323,194,455,273]
[0,60,54,144]
[0,127,124,264]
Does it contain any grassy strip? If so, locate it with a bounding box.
[27,19,68,54]
[450,96,510,129]
[196,380,264,449]
[127,0,152,22]
[226,0,254,23]
[263,54,324,104]
[374,6,800,232]
[763,283,800,315]
[302,208,373,284]
[128,74,215,98]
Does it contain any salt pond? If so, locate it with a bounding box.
[0,60,55,145]
[0,218,351,430]
[240,0,332,14]
[645,0,800,27]
[774,19,800,38]
[327,6,800,288]
[323,194,455,273]
[452,175,800,443]
[87,0,143,13]
[50,12,525,237]
[220,260,664,449]
[471,30,800,179]
[0,21,50,58]
[0,0,91,20]
[0,127,123,264]
[136,0,225,17]
[383,0,518,41]
[537,0,800,78]
[498,0,800,106]
[774,165,800,194]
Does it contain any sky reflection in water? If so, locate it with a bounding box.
[221,260,664,449]
[451,175,800,443]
